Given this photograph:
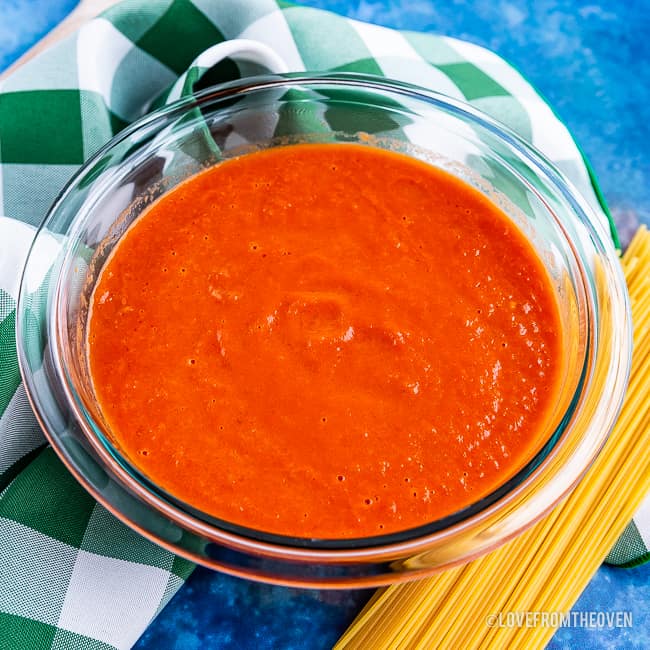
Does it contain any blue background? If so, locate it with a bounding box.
[1,1,648,648]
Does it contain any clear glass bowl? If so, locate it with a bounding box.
[16,73,632,587]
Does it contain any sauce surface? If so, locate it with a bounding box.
[88,143,562,539]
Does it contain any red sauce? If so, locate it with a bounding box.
[88,143,562,539]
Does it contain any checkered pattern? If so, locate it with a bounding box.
[0,0,646,648]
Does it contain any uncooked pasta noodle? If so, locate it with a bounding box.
[336,226,650,650]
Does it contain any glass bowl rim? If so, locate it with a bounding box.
[17,72,632,569]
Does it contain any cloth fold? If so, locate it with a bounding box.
[0,1,647,648]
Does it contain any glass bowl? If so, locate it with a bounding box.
[16,73,632,587]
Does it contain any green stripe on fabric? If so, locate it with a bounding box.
[2,163,79,227]
[171,554,195,580]
[135,0,227,75]
[611,552,650,569]
[0,444,47,493]
[81,504,177,567]
[0,290,15,328]
[303,80,409,136]
[0,447,96,548]
[474,155,535,217]
[402,31,465,65]
[0,612,117,650]
[283,7,376,70]
[108,47,178,122]
[190,59,242,93]
[0,310,20,416]
[324,103,406,135]
[436,62,510,101]
[0,612,56,650]
[52,628,116,650]
[331,58,384,76]
[79,91,117,161]
[605,520,649,566]
[191,0,281,39]
[109,110,130,136]
[104,0,175,43]
[470,95,533,144]
[0,91,84,164]
[273,91,331,139]
[147,83,177,112]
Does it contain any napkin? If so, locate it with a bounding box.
[0,1,647,648]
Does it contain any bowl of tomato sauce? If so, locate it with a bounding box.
[16,74,632,587]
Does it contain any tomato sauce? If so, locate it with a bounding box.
[88,143,562,539]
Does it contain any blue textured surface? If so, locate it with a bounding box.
[0,0,77,70]
[1,1,648,648]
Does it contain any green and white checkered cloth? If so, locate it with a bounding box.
[0,0,648,648]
